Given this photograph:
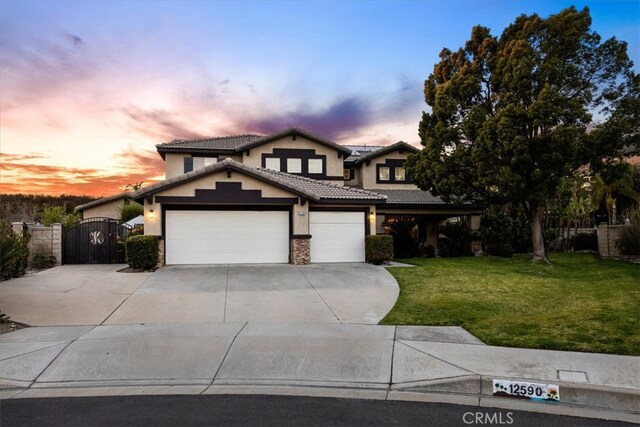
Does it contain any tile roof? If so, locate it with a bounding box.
[343,145,385,164]
[75,192,130,211]
[373,189,447,205]
[131,158,386,203]
[156,134,263,152]
[233,127,353,155]
[352,141,419,164]
[257,168,386,201]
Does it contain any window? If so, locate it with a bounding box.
[308,158,323,174]
[287,158,302,173]
[343,168,351,180]
[193,156,217,170]
[265,158,280,171]
[395,167,406,181]
[378,167,390,181]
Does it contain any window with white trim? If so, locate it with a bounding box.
[265,158,281,171]
[308,158,323,174]
[379,167,390,181]
[287,158,302,173]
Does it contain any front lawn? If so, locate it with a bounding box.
[381,253,640,355]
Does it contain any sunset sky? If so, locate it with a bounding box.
[1,0,638,196]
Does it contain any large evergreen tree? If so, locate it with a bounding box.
[407,6,636,262]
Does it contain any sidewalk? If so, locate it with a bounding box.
[0,323,638,423]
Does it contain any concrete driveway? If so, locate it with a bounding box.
[0,264,399,326]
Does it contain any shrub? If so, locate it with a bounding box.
[615,214,640,256]
[0,221,30,281]
[120,203,144,223]
[32,255,57,270]
[438,221,472,257]
[366,235,394,264]
[487,242,514,258]
[125,235,158,270]
[41,205,80,228]
[382,217,418,258]
[570,232,598,252]
[424,244,435,258]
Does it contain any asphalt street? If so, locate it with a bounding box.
[0,395,634,427]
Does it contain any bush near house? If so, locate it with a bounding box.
[32,255,57,270]
[125,235,158,270]
[365,235,393,265]
[438,221,472,258]
[120,203,144,223]
[616,218,640,256]
[0,221,30,281]
[570,233,598,252]
[486,242,514,258]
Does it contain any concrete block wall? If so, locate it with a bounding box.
[12,222,63,267]
[597,224,627,258]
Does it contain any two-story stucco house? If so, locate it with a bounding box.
[77,128,481,265]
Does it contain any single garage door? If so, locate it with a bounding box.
[309,211,365,263]
[165,210,289,264]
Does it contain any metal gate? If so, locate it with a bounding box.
[63,218,129,264]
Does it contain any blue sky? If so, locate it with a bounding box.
[1,0,638,195]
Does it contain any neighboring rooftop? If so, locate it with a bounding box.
[343,145,385,164]
[352,141,419,165]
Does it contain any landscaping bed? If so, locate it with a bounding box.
[381,253,640,355]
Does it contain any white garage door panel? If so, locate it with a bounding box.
[166,211,289,264]
[310,212,365,263]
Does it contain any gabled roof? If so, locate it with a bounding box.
[352,141,419,165]
[156,134,262,158]
[131,158,386,203]
[233,128,353,155]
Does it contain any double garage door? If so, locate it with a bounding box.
[165,210,365,265]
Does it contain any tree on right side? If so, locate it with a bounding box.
[406,6,636,262]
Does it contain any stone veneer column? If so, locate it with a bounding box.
[290,235,311,265]
[156,237,165,268]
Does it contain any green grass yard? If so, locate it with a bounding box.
[381,253,640,355]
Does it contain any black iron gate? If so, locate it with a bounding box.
[63,218,129,264]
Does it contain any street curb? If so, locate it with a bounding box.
[2,382,638,424]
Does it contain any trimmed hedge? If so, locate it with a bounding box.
[570,232,598,252]
[366,235,394,265]
[125,235,158,270]
[487,242,514,258]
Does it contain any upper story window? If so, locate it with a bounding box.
[184,156,217,173]
[378,167,390,181]
[261,149,336,179]
[265,158,281,171]
[308,158,323,174]
[287,158,302,173]
[376,160,411,184]
[343,168,351,180]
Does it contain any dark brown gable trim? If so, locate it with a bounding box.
[155,182,298,205]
